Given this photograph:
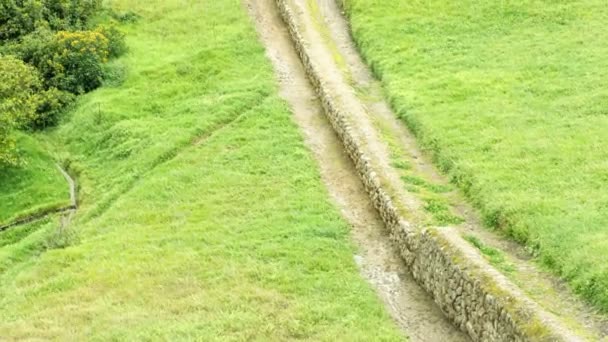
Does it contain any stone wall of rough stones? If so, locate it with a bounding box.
[275,0,575,340]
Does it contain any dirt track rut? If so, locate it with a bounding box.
[246,0,468,340]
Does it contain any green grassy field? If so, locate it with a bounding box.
[343,0,608,310]
[0,0,403,339]
[0,133,70,225]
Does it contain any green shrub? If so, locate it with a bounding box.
[48,30,109,93]
[0,125,18,166]
[19,30,110,94]
[31,88,75,129]
[95,24,126,58]
[5,28,53,69]
[0,0,42,41]
[44,0,103,30]
[0,0,103,41]
[111,10,140,24]
[11,28,113,94]
[0,55,41,165]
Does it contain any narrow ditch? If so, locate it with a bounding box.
[0,164,77,232]
[245,0,468,340]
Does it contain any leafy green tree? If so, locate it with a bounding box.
[0,55,41,165]
[11,28,118,94]
[0,0,102,41]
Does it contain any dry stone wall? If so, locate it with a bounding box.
[275,0,580,340]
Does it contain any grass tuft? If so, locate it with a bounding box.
[464,235,515,274]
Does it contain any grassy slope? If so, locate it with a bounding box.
[343,0,608,310]
[0,0,403,339]
[0,133,70,224]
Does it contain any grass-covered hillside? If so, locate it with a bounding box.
[0,133,70,225]
[0,0,126,225]
[343,0,608,310]
[0,0,402,339]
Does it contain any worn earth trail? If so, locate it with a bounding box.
[246,0,608,340]
[312,0,608,338]
[246,0,468,340]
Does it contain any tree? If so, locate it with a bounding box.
[0,55,41,165]
[0,0,103,41]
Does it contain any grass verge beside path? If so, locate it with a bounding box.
[343,0,608,311]
[0,133,70,225]
[0,0,403,339]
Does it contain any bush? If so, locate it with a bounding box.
[31,88,75,129]
[95,24,126,58]
[44,0,103,30]
[111,10,140,24]
[49,30,109,93]
[0,0,103,41]
[0,0,42,41]
[2,6,126,96]
[0,55,41,165]
[5,28,54,70]
[19,30,110,94]
[11,28,112,94]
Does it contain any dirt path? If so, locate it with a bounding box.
[246,0,468,340]
[311,0,608,338]
[246,0,608,339]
